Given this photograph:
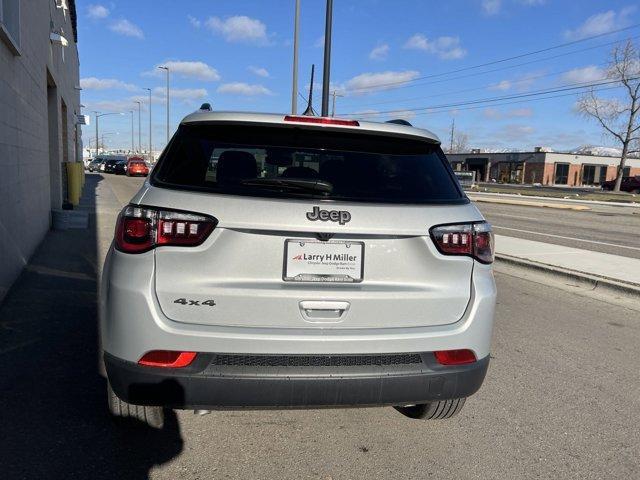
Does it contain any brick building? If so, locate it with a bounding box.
[0,0,82,300]
[447,149,640,186]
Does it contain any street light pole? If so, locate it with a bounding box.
[145,88,152,160]
[134,101,142,152]
[93,111,99,158]
[158,66,170,145]
[321,0,333,117]
[291,0,300,115]
[130,110,135,153]
[94,111,124,158]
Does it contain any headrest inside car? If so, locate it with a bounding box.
[217,151,258,184]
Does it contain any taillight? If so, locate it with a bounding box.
[430,221,494,264]
[138,350,197,368]
[434,349,477,365]
[115,205,217,254]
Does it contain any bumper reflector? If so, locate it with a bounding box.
[138,351,197,368]
[434,349,477,366]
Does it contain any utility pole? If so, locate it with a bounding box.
[158,66,170,145]
[331,90,343,117]
[449,118,455,153]
[145,88,152,160]
[134,100,142,152]
[321,0,333,116]
[291,0,300,115]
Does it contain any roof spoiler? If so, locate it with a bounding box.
[386,119,413,126]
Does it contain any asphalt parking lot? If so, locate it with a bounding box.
[0,174,638,479]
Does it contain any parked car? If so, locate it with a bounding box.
[103,159,126,174]
[126,157,150,177]
[601,175,640,193]
[101,111,496,428]
[113,160,128,175]
[87,158,104,172]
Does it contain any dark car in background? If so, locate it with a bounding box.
[601,176,640,193]
[103,159,121,174]
[113,160,128,175]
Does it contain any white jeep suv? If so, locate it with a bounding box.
[100,110,496,427]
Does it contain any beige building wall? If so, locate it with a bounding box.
[0,0,81,300]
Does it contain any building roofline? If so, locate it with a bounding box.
[448,151,638,159]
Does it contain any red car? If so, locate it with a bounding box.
[126,158,150,177]
[601,175,640,193]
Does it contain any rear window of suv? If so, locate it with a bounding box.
[151,124,465,204]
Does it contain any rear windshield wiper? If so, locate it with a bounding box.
[239,178,334,194]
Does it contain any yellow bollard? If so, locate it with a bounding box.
[66,162,81,206]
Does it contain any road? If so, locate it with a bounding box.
[0,173,638,479]
[470,195,640,259]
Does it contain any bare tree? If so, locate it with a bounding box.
[446,130,469,154]
[577,40,640,191]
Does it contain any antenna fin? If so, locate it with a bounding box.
[303,64,315,116]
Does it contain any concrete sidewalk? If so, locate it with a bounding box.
[495,234,640,288]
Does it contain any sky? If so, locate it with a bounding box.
[77,0,639,153]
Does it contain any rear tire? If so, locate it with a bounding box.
[394,398,466,420]
[107,381,165,428]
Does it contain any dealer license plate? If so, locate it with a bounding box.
[283,240,364,283]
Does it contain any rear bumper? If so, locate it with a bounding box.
[105,352,489,409]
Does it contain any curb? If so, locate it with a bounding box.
[468,196,591,211]
[495,254,640,300]
[467,191,640,208]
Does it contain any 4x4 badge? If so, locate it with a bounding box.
[306,206,351,225]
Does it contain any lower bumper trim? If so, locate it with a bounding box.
[104,352,489,410]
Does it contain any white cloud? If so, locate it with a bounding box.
[343,70,420,93]
[80,77,137,91]
[404,34,467,60]
[565,7,636,40]
[248,66,270,78]
[369,44,390,61]
[386,110,416,121]
[489,71,542,92]
[110,19,144,39]
[187,15,201,28]
[483,107,533,119]
[314,35,325,48]
[206,16,269,44]
[217,82,273,96]
[518,0,546,5]
[152,87,208,102]
[499,124,535,141]
[147,61,220,81]
[482,0,501,15]
[509,108,534,117]
[353,110,381,118]
[561,65,605,84]
[488,80,512,91]
[87,4,109,19]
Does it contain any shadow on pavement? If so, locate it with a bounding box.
[0,174,183,479]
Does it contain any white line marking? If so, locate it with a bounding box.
[489,213,539,221]
[493,225,640,252]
